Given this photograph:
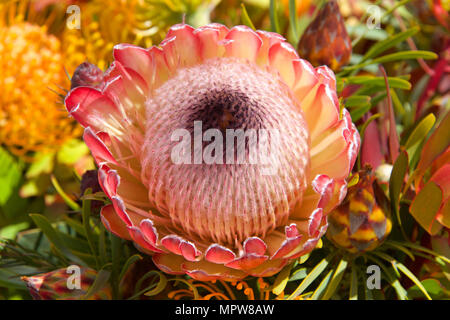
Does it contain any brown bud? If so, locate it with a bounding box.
[70,62,104,90]
[297,0,352,71]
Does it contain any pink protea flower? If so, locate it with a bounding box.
[65,23,360,281]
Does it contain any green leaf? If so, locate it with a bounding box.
[322,257,349,300]
[404,113,436,163]
[29,214,86,266]
[394,261,432,300]
[362,27,420,61]
[82,189,99,269]
[269,0,281,34]
[343,76,411,90]
[310,270,333,300]
[344,95,371,108]
[407,279,448,299]
[288,0,299,43]
[119,254,143,282]
[410,181,443,235]
[51,175,80,211]
[381,0,414,20]
[144,272,168,297]
[287,253,334,300]
[383,241,415,261]
[349,265,358,300]
[0,222,29,240]
[240,3,256,30]
[289,267,308,282]
[25,152,54,179]
[397,241,450,264]
[350,104,372,122]
[373,50,437,64]
[345,51,437,72]
[272,263,293,295]
[414,110,450,181]
[389,151,408,227]
[359,113,382,141]
[0,147,23,206]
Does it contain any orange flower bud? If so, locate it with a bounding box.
[297,0,352,71]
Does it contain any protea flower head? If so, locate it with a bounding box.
[411,111,450,235]
[22,267,111,300]
[297,0,352,71]
[0,1,82,158]
[327,167,392,253]
[65,23,360,280]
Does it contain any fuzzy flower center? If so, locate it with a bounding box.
[141,58,311,246]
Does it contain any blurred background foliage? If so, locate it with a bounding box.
[0,0,449,300]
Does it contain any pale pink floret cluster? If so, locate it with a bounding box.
[65,23,360,281]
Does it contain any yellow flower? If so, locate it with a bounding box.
[63,0,221,73]
[0,1,82,158]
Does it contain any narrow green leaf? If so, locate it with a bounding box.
[144,272,168,297]
[110,233,122,299]
[288,0,299,42]
[287,253,334,300]
[240,3,256,30]
[390,89,405,117]
[269,0,281,34]
[362,27,420,61]
[383,241,415,261]
[272,263,293,295]
[345,51,436,72]
[322,257,349,300]
[81,188,99,269]
[29,214,86,266]
[374,50,437,64]
[382,0,414,20]
[99,227,107,267]
[359,113,382,140]
[50,175,80,211]
[344,95,371,108]
[344,76,411,90]
[349,265,358,300]
[396,241,450,264]
[405,113,436,161]
[289,267,308,282]
[389,151,408,227]
[394,261,432,300]
[119,254,143,282]
[310,270,333,300]
[63,216,86,236]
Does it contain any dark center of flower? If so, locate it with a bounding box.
[185,87,266,132]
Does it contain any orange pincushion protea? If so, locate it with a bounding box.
[65,23,360,281]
